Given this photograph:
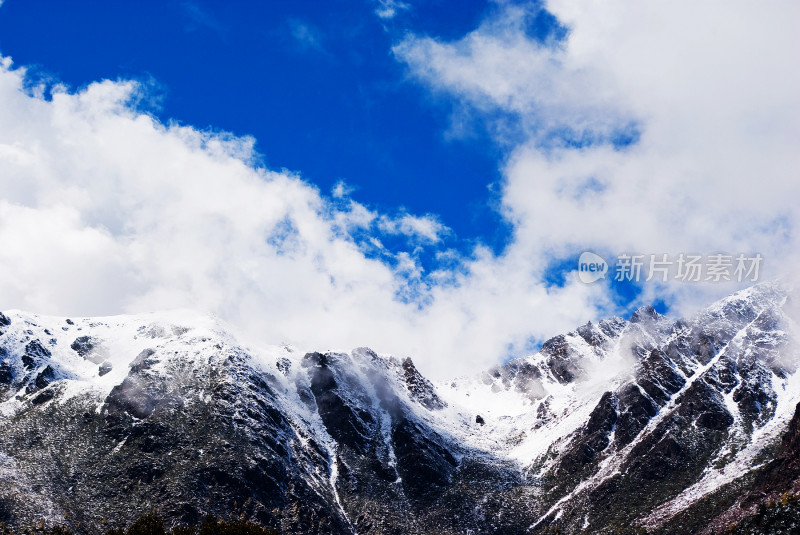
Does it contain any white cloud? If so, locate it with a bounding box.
[395,0,800,317]
[331,180,355,199]
[375,0,410,20]
[392,4,630,144]
[378,213,447,243]
[0,57,599,379]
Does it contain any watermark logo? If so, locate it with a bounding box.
[578,252,763,284]
[578,251,609,283]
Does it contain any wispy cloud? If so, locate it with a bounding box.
[331,180,356,199]
[375,0,410,20]
[378,213,447,243]
[288,19,325,52]
[181,1,225,35]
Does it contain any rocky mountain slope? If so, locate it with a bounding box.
[0,282,798,534]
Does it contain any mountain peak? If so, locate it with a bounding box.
[629,304,662,323]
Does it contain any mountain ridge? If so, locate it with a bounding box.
[0,281,798,534]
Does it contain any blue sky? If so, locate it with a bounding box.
[0,1,796,376]
[0,0,513,252]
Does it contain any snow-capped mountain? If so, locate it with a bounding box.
[0,282,798,534]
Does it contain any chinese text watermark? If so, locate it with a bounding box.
[578,252,762,284]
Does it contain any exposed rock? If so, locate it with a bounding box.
[71,336,105,364]
[31,389,55,405]
[129,348,157,373]
[615,382,659,446]
[0,361,12,384]
[22,339,51,370]
[401,357,446,410]
[541,335,583,384]
[630,305,662,324]
[98,361,113,376]
[33,365,55,390]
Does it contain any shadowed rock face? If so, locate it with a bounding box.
[400,357,446,411]
[555,391,618,476]
[739,401,800,506]
[541,334,584,384]
[22,339,50,370]
[304,352,375,454]
[0,361,12,385]
[0,283,797,535]
[71,336,97,359]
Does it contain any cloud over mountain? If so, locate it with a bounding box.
[1,1,799,377]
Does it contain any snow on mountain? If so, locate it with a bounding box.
[0,281,798,534]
